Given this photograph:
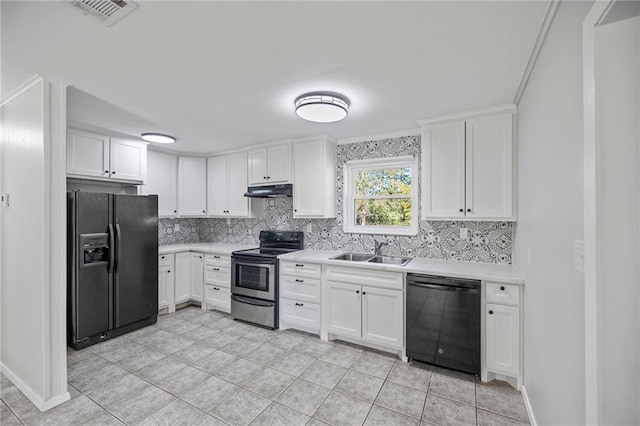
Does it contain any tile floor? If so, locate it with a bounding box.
[1,306,530,425]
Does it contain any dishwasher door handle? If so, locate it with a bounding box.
[408,282,479,293]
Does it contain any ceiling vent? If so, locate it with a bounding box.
[65,0,138,26]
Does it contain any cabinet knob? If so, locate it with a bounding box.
[214,287,219,291]
[294,209,297,212]
[213,268,220,271]
[111,171,116,174]
[295,303,304,306]
[295,264,304,267]
[459,209,463,213]
[174,210,177,213]
[202,210,206,213]
[467,208,471,212]
[489,310,494,315]
[104,170,109,174]
[267,176,271,179]
[161,256,165,259]
[500,286,505,291]
[356,290,360,294]
[295,279,303,283]
[363,291,366,295]
[263,176,267,180]
[167,270,170,273]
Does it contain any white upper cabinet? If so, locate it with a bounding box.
[109,138,147,182]
[67,129,147,183]
[293,137,336,218]
[420,105,516,221]
[207,152,258,218]
[248,142,291,185]
[178,156,207,216]
[143,150,178,217]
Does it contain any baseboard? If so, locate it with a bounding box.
[0,362,70,412]
[521,385,537,426]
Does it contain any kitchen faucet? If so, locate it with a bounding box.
[374,240,387,256]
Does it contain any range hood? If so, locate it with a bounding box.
[244,184,293,198]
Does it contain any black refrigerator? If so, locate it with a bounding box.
[67,191,158,349]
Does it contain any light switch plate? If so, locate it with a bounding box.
[306,223,313,233]
[174,224,180,232]
[0,193,9,207]
[459,227,468,239]
[574,240,584,273]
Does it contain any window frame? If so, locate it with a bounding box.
[343,155,418,236]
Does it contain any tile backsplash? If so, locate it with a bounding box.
[159,135,514,264]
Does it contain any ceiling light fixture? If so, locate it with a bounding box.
[141,133,176,144]
[295,92,350,123]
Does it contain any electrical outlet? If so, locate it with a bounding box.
[174,224,180,232]
[306,223,312,233]
[459,227,468,239]
[574,240,585,273]
[0,193,8,207]
[226,217,231,225]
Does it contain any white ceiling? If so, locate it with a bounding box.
[2,1,549,154]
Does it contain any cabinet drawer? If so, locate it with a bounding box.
[281,299,321,329]
[325,266,403,290]
[280,261,322,279]
[281,276,321,303]
[206,254,230,267]
[158,254,173,268]
[205,266,230,288]
[486,283,520,305]
[205,284,231,312]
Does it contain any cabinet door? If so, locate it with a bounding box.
[248,148,268,185]
[158,265,171,310]
[174,252,191,304]
[325,282,361,338]
[486,303,520,376]
[207,155,228,216]
[66,129,110,178]
[178,157,207,216]
[266,143,291,183]
[190,253,204,303]
[144,150,177,217]
[293,140,325,217]
[465,114,513,219]
[362,286,404,349]
[110,138,147,182]
[421,121,466,219]
[227,152,250,217]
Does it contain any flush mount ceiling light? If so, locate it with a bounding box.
[295,92,350,123]
[141,133,176,144]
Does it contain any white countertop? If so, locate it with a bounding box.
[278,250,524,284]
[159,243,256,255]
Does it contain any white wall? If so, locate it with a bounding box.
[0,76,69,410]
[513,2,591,424]
[594,15,640,425]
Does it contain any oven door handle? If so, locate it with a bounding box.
[233,260,275,269]
[231,294,275,307]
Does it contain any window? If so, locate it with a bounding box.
[343,156,418,235]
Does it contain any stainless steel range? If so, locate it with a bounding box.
[231,231,304,328]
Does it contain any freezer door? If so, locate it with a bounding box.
[113,194,158,328]
[69,192,112,340]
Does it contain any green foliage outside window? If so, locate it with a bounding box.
[354,168,412,227]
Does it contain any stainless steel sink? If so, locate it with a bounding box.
[367,255,412,266]
[330,253,374,262]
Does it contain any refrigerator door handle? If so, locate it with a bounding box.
[108,224,115,273]
[115,223,122,273]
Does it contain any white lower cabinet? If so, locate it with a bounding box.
[203,254,232,313]
[190,253,204,304]
[483,282,523,389]
[322,266,404,351]
[175,252,191,305]
[279,261,322,333]
[158,254,175,313]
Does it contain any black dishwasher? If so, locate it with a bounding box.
[406,274,481,375]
